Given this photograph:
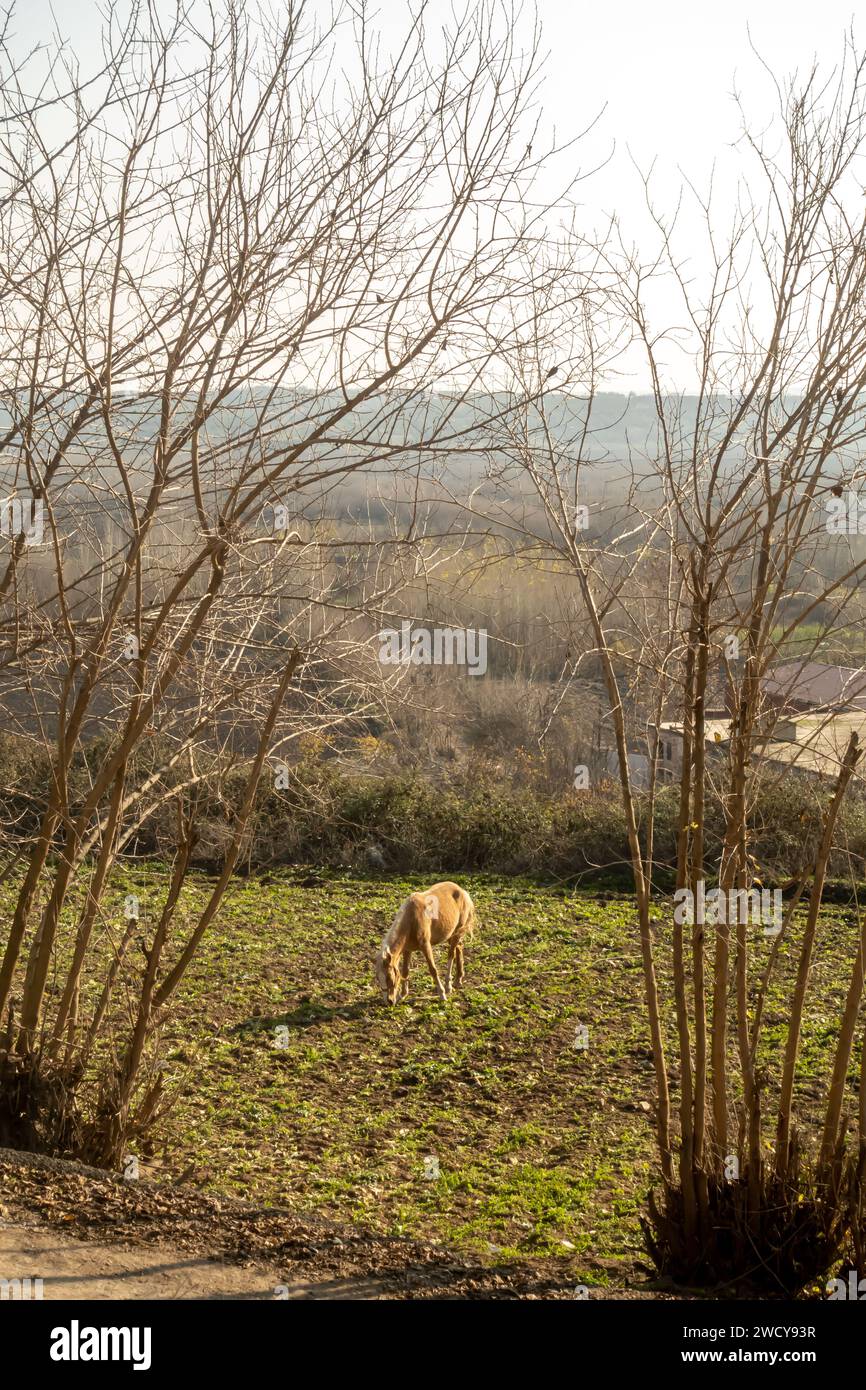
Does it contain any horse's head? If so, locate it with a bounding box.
[374,945,400,1004]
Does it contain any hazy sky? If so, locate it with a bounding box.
[8,1,865,389]
[381,2,864,388]
[547,1,860,187]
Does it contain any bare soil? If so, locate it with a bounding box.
[0,1148,685,1300]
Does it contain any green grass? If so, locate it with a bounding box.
[150,873,656,1281]
[11,865,865,1282]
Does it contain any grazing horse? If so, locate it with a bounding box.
[374,881,475,1004]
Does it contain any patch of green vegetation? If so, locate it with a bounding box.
[141,870,860,1277]
[10,862,863,1279]
[141,871,657,1272]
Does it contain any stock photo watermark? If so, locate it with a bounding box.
[0,496,42,546]
[377,621,488,675]
[50,1323,152,1371]
[0,1275,43,1300]
[826,491,866,534]
[673,883,783,936]
[827,1270,866,1299]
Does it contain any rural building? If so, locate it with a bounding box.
[762,660,866,713]
[657,660,866,784]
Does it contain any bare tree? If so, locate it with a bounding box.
[0,0,583,1162]
[493,39,866,1291]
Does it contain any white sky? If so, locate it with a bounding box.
[8,0,866,389]
[546,0,859,184]
[535,0,863,390]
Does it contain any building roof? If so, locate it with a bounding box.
[762,660,866,712]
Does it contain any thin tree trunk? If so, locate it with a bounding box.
[776,733,861,1174]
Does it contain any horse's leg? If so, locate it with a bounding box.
[445,940,457,996]
[454,942,465,989]
[398,950,411,1001]
[420,936,448,1002]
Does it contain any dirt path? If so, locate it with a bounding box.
[0,1218,382,1300]
[0,1147,676,1299]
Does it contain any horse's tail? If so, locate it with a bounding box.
[462,894,477,939]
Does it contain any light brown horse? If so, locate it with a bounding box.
[374,881,475,1004]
